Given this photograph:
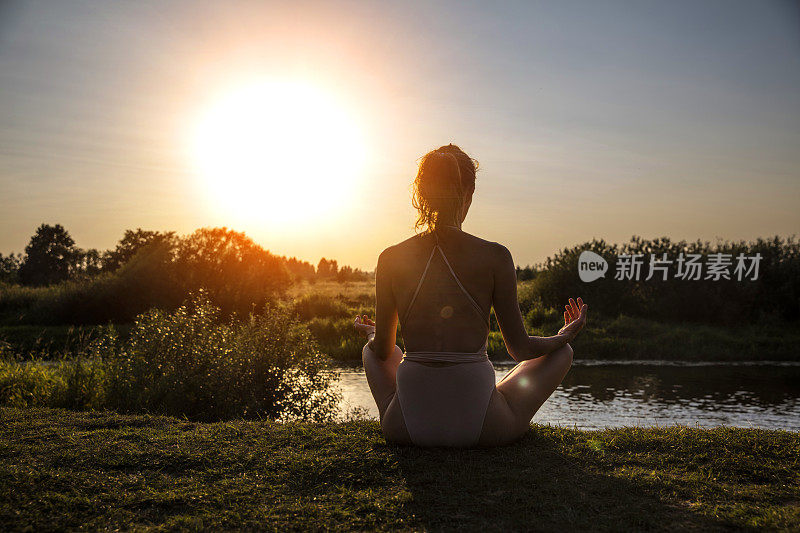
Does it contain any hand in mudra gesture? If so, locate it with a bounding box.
[354,314,376,338]
[558,297,587,342]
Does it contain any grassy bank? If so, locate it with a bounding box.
[1,408,798,531]
[4,315,799,364]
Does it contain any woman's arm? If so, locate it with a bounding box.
[491,244,586,361]
[369,248,399,361]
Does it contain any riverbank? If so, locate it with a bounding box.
[1,408,798,531]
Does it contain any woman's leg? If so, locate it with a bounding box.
[362,342,412,444]
[479,343,574,445]
[362,342,403,417]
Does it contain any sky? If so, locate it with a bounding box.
[1,0,798,271]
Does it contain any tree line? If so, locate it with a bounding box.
[0,224,371,326]
[0,224,371,287]
[518,235,799,325]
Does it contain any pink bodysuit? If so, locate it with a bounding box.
[395,231,495,447]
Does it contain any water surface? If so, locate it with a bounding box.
[336,360,800,431]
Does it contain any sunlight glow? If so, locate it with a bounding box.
[190,79,366,227]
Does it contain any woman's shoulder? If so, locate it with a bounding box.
[468,234,510,267]
[465,232,506,251]
[375,235,414,267]
[382,231,507,262]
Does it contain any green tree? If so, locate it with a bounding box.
[335,264,370,282]
[516,265,537,281]
[76,248,104,276]
[174,227,291,316]
[0,252,22,283]
[284,256,316,283]
[18,224,80,286]
[317,258,338,278]
[104,228,177,272]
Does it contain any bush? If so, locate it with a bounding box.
[0,292,341,422]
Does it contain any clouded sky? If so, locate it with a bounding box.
[1,0,798,270]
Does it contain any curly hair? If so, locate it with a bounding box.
[411,143,479,234]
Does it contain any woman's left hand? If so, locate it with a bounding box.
[558,297,587,342]
[354,314,376,338]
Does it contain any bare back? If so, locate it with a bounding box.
[386,227,500,354]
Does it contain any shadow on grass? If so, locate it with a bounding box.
[388,429,725,532]
[3,408,794,531]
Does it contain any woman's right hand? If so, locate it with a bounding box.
[558,297,587,342]
[354,314,376,338]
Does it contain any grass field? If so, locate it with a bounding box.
[1,407,798,531]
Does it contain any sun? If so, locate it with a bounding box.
[190,79,366,227]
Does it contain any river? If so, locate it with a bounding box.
[335,360,800,431]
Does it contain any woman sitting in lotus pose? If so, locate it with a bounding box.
[354,143,588,447]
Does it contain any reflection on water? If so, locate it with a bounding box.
[336,361,800,431]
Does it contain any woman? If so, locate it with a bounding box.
[353,143,588,447]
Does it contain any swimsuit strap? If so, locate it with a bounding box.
[402,234,439,326]
[402,231,491,331]
[435,242,491,330]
